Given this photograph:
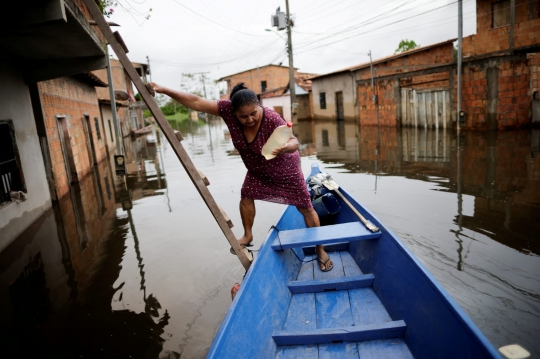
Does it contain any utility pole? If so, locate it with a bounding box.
[106,47,122,155]
[146,55,152,83]
[457,0,463,133]
[285,0,297,125]
[270,5,296,124]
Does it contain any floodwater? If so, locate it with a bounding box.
[1,118,539,358]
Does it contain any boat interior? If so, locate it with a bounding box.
[207,168,501,359]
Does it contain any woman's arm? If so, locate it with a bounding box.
[151,82,220,116]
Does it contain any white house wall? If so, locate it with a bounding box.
[261,95,291,122]
[0,62,52,251]
[311,73,357,121]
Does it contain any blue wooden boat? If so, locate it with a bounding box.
[207,163,502,359]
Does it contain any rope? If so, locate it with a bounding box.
[269,225,318,264]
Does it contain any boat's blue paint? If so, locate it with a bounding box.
[271,221,381,250]
[287,273,375,294]
[207,163,502,359]
[272,320,407,345]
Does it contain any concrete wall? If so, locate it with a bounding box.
[311,73,357,121]
[0,62,52,251]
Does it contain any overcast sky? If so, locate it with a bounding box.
[107,0,477,98]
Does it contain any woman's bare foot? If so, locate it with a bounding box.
[238,234,253,247]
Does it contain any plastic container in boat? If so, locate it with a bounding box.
[261,122,292,160]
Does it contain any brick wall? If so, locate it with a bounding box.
[457,56,531,130]
[463,0,540,57]
[358,79,400,126]
[38,76,106,198]
[530,53,540,96]
[222,66,304,96]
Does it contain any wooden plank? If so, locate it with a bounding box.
[349,288,392,326]
[271,223,381,250]
[81,0,252,270]
[288,274,374,294]
[315,290,353,329]
[302,242,349,255]
[198,169,210,186]
[174,130,184,141]
[276,262,318,359]
[218,206,233,228]
[275,345,319,359]
[319,343,359,359]
[297,254,315,281]
[272,320,407,345]
[340,251,363,276]
[357,339,414,359]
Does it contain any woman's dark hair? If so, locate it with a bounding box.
[230,83,258,111]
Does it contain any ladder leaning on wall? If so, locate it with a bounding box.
[82,0,253,271]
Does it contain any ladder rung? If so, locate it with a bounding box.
[273,320,406,346]
[218,206,233,228]
[198,170,210,186]
[174,130,184,141]
[287,274,375,294]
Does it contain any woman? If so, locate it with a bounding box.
[150,82,333,272]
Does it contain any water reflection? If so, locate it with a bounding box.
[294,121,540,355]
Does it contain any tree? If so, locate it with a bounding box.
[395,39,419,54]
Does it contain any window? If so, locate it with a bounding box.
[261,81,267,92]
[1,120,25,205]
[94,117,101,140]
[320,92,327,109]
[493,0,510,28]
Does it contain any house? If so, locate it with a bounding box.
[219,64,296,98]
[261,74,316,122]
[310,39,456,124]
[459,0,540,129]
[0,0,107,250]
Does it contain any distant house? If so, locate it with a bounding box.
[261,74,316,122]
[311,0,540,130]
[218,64,297,98]
[0,0,107,250]
[310,39,456,124]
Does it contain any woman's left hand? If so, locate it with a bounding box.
[272,143,289,156]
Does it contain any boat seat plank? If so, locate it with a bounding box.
[349,288,393,326]
[340,251,364,276]
[272,320,407,346]
[274,345,319,359]
[271,222,381,250]
[319,342,360,358]
[288,274,375,294]
[357,339,414,359]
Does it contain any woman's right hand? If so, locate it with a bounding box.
[150,82,165,94]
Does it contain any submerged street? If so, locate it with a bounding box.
[1,118,539,358]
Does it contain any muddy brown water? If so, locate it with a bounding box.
[0,118,539,358]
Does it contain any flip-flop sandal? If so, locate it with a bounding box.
[317,257,334,272]
[230,243,253,255]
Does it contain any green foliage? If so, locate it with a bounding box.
[395,39,419,54]
[134,93,142,101]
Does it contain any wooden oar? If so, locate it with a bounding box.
[321,178,380,233]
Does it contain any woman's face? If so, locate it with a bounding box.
[235,103,260,127]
